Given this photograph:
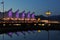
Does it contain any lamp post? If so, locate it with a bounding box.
[1,0,4,40]
[45,10,51,40]
[45,11,51,17]
[1,0,4,18]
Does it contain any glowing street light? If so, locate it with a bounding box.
[45,10,51,40]
[45,11,51,16]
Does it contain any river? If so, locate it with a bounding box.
[0,30,60,40]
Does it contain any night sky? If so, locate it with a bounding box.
[0,0,60,15]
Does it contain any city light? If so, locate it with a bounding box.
[38,18,40,22]
[34,24,36,26]
[38,24,41,26]
[41,24,45,26]
[37,30,41,32]
[3,24,5,26]
[45,11,51,16]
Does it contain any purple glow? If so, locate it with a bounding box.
[32,14,35,18]
[22,13,25,18]
[7,9,36,19]
[21,10,25,18]
[27,11,30,18]
[8,32,13,37]
[8,32,13,35]
[8,8,12,18]
[16,9,19,18]
[31,12,35,18]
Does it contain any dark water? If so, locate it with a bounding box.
[0,30,60,40]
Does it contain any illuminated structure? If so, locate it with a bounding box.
[8,8,12,18]
[31,12,35,18]
[6,9,35,21]
[21,10,25,18]
[45,11,51,40]
[45,11,51,16]
[0,9,60,39]
[8,9,35,19]
[27,11,30,18]
[15,9,19,18]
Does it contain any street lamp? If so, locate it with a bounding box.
[1,0,4,40]
[45,11,51,16]
[1,0,4,18]
[45,10,51,26]
[45,10,51,40]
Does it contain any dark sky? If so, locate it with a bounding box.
[0,0,60,15]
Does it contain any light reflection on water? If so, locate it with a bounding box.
[0,30,60,40]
